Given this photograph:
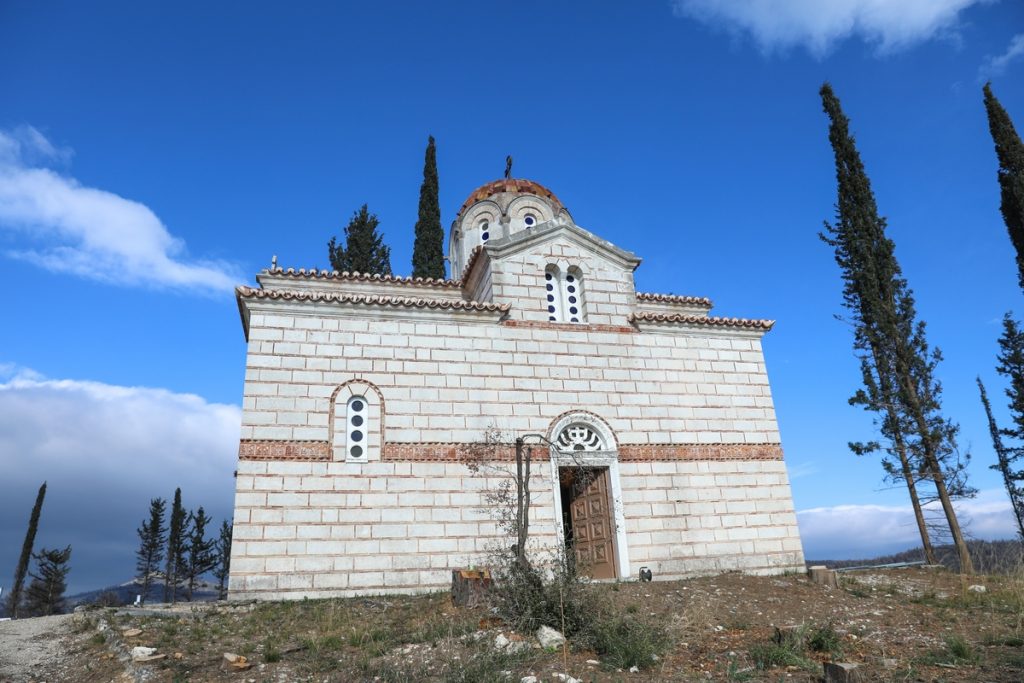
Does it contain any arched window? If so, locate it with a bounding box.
[346,395,367,459]
[562,267,585,323]
[480,220,490,244]
[330,381,383,462]
[544,265,561,321]
[544,264,585,323]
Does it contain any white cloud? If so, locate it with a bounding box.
[980,33,1024,78]
[0,367,240,593]
[672,0,984,57]
[798,488,1019,559]
[0,126,240,294]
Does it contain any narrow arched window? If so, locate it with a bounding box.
[544,265,561,322]
[544,265,585,323]
[562,267,585,323]
[480,220,490,244]
[347,395,367,460]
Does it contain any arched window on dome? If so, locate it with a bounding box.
[544,264,586,324]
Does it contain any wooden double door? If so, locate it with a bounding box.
[560,467,617,580]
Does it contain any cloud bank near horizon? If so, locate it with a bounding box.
[0,366,240,594]
[0,126,240,294]
[672,0,984,57]
[797,488,1019,559]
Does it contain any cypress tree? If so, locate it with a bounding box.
[983,83,1024,291]
[24,546,71,617]
[978,377,1024,539]
[164,488,187,603]
[411,135,446,279]
[135,497,166,605]
[213,521,233,600]
[7,482,46,618]
[183,507,217,601]
[820,82,975,573]
[328,205,392,275]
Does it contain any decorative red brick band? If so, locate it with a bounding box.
[239,440,783,463]
[382,443,527,462]
[238,440,330,461]
[618,444,783,461]
[500,319,636,334]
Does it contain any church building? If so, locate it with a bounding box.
[228,177,805,600]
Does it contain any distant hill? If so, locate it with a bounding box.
[808,538,1024,573]
[66,578,220,608]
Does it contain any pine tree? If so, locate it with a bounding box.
[7,482,46,618]
[978,377,1024,539]
[24,546,71,617]
[820,82,975,573]
[328,205,392,275]
[992,314,1024,539]
[983,83,1024,291]
[213,521,232,600]
[411,135,446,279]
[183,507,217,601]
[135,498,166,605]
[164,488,187,603]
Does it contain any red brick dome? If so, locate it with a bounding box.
[457,178,563,217]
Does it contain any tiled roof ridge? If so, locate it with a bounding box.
[459,245,485,282]
[237,286,509,313]
[636,292,713,307]
[262,266,461,288]
[628,312,774,330]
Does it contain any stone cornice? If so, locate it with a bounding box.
[236,286,509,339]
[237,286,507,312]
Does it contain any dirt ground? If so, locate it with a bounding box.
[2,567,1022,682]
[0,613,125,683]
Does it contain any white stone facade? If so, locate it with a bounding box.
[228,178,805,600]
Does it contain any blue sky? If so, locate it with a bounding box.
[1,1,1022,593]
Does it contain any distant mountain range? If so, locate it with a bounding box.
[807,538,1024,573]
[0,578,220,617]
[67,577,220,607]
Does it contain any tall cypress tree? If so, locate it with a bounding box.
[24,546,71,617]
[328,205,392,275]
[7,482,46,618]
[164,488,187,603]
[983,83,1024,291]
[820,83,975,573]
[135,497,166,605]
[978,377,1024,539]
[411,135,446,279]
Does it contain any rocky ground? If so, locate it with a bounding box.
[1,567,1022,682]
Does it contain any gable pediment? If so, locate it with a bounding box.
[484,221,642,272]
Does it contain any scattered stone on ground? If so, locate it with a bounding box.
[536,625,566,649]
[130,645,157,661]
